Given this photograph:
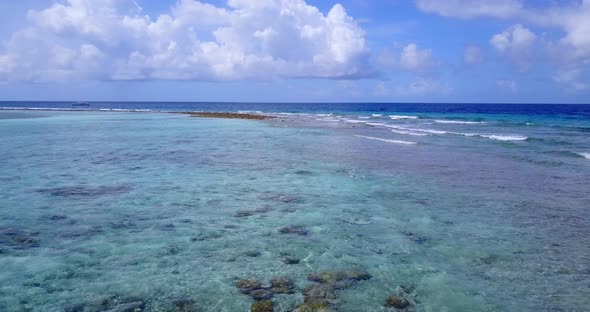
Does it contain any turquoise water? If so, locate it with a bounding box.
[0,110,589,311]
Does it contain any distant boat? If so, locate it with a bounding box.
[72,102,90,107]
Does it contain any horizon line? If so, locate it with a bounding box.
[0,100,589,105]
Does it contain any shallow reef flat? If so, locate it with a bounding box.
[179,111,272,120]
[0,111,588,312]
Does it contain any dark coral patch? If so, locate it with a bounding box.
[278,226,309,236]
[251,300,273,312]
[37,185,131,197]
[0,227,40,250]
[385,294,411,309]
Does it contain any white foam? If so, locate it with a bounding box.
[274,112,301,116]
[366,122,387,127]
[450,132,478,137]
[406,128,448,134]
[448,131,527,141]
[0,107,26,110]
[379,125,447,135]
[390,129,429,136]
[434,119,485,124]
[315,113,333,117]
[576,152,590,160]
[480,134,528,141]
[358,116,371,119]
[315,118,340,122]
[343,119,368,124]
[381,124,409,130]
[238,110,263,114]
[371,114,383,117]
[362,123,524,142]
[389,115,419,120]
[354,135,416,145]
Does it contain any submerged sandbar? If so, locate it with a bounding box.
[0,107,273,120]
[179,112,272,120]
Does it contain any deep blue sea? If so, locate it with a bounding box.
[0,102,589,312]
[1,100,590,115]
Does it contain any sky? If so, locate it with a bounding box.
[0,0,589,103]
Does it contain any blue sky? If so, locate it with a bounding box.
[0,0,589,103]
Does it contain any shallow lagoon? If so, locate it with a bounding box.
[0,110,589,311]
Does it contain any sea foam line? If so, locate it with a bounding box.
[354,135,416,145]
[390,129,429,136]
[390,115,419,120]
[577,152,590,160]
[344,119,368,124]
[479,134,528,141]
[434,119,485,124]
[315,118,340,122]
[409,128,529,142]
[403,127,448,134]
[366,122,388,127]
[386,124,527,141]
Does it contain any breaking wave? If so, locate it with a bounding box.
[354,135,417,145]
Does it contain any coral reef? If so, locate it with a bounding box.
[385,294,411,309]
[251,300,273,312]
[294,269,372,312]
[0,227,40,250]
[36,185,131,197]
[278,226,309,236]
[180,112,272,120]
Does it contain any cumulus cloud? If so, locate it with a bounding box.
[464,45,484,65]
[553,68,588,91]
[374,42,441,96]
[0,0,372,82]
[415,0,523,19]
[490,24,535,53]
[416,0,590,63]
[377,43,436,73]
[417,1,590,91]
[490,24,536,69]
[540,1,590,63]
[399,43,434,71]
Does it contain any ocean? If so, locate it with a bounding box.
[0,102,589,311]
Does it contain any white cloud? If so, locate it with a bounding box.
[464,45,484,65]
[375,42,438,84]
[416,1,590,63]
[490,24,535,52]
[496,79,518,92]
[0,0,372,82]
[0,54,14,74]
[490,24,536,69]
[553,68,588,91]
[415,0,523,19]
[417,1,590,91]
[374,42,441,97]
[540,1,590,63]
[399,43,434,71]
